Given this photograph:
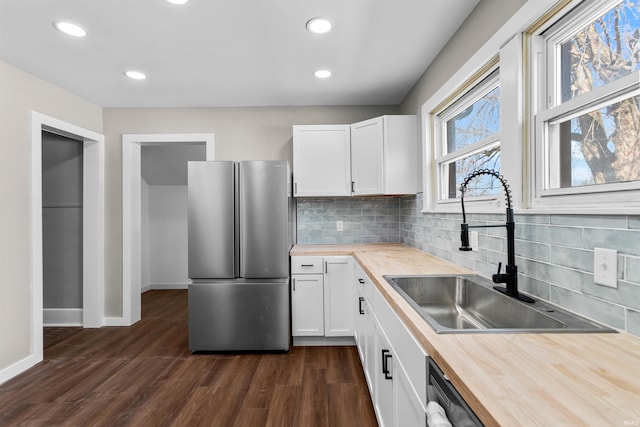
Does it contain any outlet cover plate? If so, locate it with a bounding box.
[336,220,344,232]
[594,247,618,288]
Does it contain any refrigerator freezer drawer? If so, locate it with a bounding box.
[188,279,290,352]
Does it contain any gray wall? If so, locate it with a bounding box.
[0,60,103,371]
[42,131,83,309]
[399,0,528,192]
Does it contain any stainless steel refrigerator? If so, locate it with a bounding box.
[187,160,295,352]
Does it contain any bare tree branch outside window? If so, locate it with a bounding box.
[445,84,501,198]
[559,0,640,187]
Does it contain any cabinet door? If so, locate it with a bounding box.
[354,291,365,359]
[395,363,426,427]
[291,274,324,336]
[374,319,395,427]
[363,298,376,394]
[351,117,384,195]
[323,256,354,337]
[381,115,418,195]
[353,262,365,355]
[292,125,351,197]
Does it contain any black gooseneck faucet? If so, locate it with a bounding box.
[459,169,534,303]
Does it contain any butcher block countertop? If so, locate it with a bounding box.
[291,243,640,427]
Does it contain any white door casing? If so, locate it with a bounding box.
[30,111,105,363]
[120,134,215,326]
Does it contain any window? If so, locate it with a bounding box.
[434,69,501,202]
[533,0,640,207]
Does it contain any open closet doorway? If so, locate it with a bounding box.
[42,131,83,326]
[30,112,105,362]
[121,134,215,326]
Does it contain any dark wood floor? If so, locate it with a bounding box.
[0,290,377,426]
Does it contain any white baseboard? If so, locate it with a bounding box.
[43,308,83,327]
[292,336,356,347]
[142,283,190,293]
[0,353,41,386]
[103,317,129,326]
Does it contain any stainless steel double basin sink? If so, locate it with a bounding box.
[384,274,615,334]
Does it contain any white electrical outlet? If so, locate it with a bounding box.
[470,231,479,252]
[594,247,618,288]
[336,220,344,232]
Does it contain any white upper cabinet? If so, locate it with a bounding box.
[351,117,384,195]
[292,116,417,197]
[351,115,418,196]
[292,125,351,197]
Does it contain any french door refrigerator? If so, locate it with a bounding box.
[187,160,295,352]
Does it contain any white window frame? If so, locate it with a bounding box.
[529,0,640,212]
[423,35,524,213]
[434,69,501,205]
[421,0,563,213]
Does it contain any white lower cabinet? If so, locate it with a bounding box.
[291,256,325,336]
[394,362,426,427]
[291,274,324,336]
[354,262,376,392]
[324,256,354,336]
[374,318,395,427]
[291,256,353,341]
[354,260,427,427]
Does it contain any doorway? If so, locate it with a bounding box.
[121,134,215,326]
[42,131,83,326]
[30,112,105,362]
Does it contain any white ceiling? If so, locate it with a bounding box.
[0,0,479,108]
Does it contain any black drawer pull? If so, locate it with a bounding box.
[301,264,314,267]
[358,297,365,315]
[358,278,365,284]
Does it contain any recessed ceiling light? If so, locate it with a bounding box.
[314,69,332,79]
[165,0,189,4]
[306,18,332,34]
[124,70,147,80]
[52,21,87,37]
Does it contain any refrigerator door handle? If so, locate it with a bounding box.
[292,278,296,291]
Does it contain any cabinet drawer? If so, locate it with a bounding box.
[291,256,324,274]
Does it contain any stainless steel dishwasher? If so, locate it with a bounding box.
[427,357,483,426]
